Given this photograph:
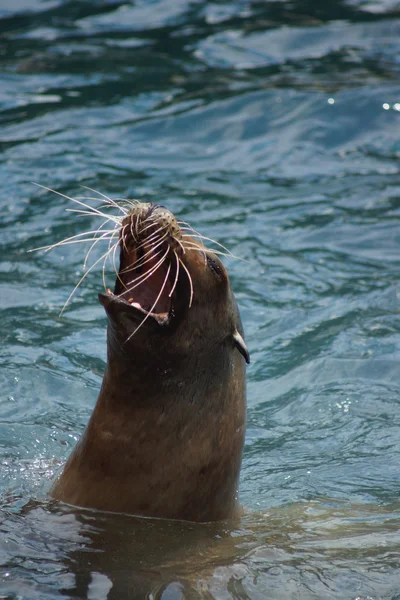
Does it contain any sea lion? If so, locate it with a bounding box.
[50,201,249,522]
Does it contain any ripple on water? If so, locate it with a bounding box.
[1,0,400,598]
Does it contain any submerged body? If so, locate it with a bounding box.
[51,203,249,522]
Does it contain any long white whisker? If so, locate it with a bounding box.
[119,232,168,275]
[117,198,141,211]
[83,219,118,272]
[78,186,129,215]
[179,258,193,308]
[60,247,117,316]
[176,219,194,228]
[30,229,116,253]
[103,231,120,291]
[174,237,186,255]
[120,222,129,254]
[111,232,121,286]
[181,242,245,262]
[126,261,171,342]
[72,199,122,210]
[31,185,220,315]
[181,241,207,264]
[128,225,167,253]
[140,221,168,235]
[119,246,168,294]
[181,232,232,255]
[32,237,115,250]
[130,213,137,243]
[125,223,168,255]
[65,209,115,220]
[169,251,180,298]
[181,243,230,257]
[70,199,136,214]
[32,184,122,226]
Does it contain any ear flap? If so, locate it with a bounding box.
[233,330,250,364]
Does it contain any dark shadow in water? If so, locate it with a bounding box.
[14,499,252,599]
[5,496,398,599]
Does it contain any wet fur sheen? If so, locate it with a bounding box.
[49,198,248,522]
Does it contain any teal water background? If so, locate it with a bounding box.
[1,1,400,598]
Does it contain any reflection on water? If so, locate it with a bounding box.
[1,0,400,598]
[2,498,399,599]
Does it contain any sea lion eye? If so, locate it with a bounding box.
[206,255,223,278]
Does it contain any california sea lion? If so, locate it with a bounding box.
[51,201,249,522]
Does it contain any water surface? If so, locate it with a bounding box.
[1,0,400,598]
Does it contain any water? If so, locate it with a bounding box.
[1,0,400,598]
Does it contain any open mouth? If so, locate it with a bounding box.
[101,203,191,331]
[109,236,177,325]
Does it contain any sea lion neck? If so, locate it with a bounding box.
[98,350,223,414]
[101,314,235,410]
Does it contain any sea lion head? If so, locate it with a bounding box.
[98,202,249,367]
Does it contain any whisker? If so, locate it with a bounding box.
[118,231,168,275]
[83,219,119,272]
[118,246,162,284]
[130,214,138,244]
[179,258,193,308]
[181,242,245,262]
[30,229,116,253]
[169,251,180,298]
[111,229,122,287]
[66,209,102,216]
[182,243,229,256]
[118,251,163,294]
[33,238,115,250]
[102,231,120,291]
[59,246,117,316]
[32,185,225,316]
[32,184,122,226]
[120,225,168,258]
[174,237,186,255]
[120,246,169,297]
[115,198,141,212]
[75,197,137,212]
[130,224,167,251]
[181,241,207,264]
[70,201,124,214]
[120,222,130,255]
[101,223,129,292]
[181,231,232,255]
[126,261,171,342]
[176,219,194,229]
[133,232,168,263]
[140,221,168,235]
[78,186,130,215]
[177,223,200,238]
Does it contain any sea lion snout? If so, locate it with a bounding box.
[122,202,182,249]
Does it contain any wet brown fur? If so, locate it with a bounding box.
[51,204,247,522]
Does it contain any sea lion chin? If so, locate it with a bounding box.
[50,202,249,522]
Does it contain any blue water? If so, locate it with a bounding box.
[1,0,400,598]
